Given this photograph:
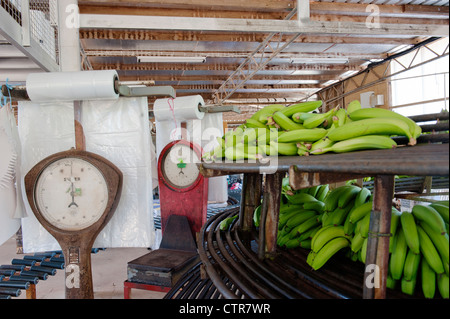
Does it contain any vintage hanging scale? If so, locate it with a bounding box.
[158,139,208,236]
[24,148,122,299]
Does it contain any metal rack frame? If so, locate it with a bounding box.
[198,143,449,299]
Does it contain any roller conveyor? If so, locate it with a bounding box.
[0,248,103,299]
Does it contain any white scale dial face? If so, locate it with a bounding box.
[163,144,200,188]
[34,158,109,231]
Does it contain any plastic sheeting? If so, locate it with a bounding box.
[18,97,155,252]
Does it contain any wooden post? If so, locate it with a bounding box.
[258,172,283,260]
[363,175,394,299]
[239,173,262,234]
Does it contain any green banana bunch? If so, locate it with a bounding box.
[327,117,416,146]
[245,118,268,129]
[224,144,262,161]
[311,135,397,155]
[279,100,323,118]
[348,107,422,139]
[400,212,420,255]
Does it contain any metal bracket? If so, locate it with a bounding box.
[117,84,176,99]
[199,105,241,114]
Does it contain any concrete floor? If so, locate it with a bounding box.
[0,235,167,299]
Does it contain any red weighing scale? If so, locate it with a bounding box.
[157,139,208,236]
[124,140,208,296]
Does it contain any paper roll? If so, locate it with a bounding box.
[153,95,205,122]
[26,70,119,102]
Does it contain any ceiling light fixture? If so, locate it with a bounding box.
[137,56,207,63]
[290,58,349,64]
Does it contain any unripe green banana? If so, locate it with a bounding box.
[346,100,361,114]
[437,273,449,299]
[389,227,408,280]
[351,231,365,253]
[224,144,262,161]
[245,118,268,129]
[303,200,325,213]
[338,185,361,208]
[310,137,334,153]
[429,203,449,224]
[400,211,420,255]
[311,225,333,250]
[303,106,338,129]
[386,273,397,290]
[219,214,238,231]
[291,112,316,123]
[259,144,277,156]
[272,111,305,131]
[401,276,417,296]
[417,225,445,274]
[331,201,354,226]
[241,128,258,144]
[300,239,312,249]
[306,250,316,266]
[311,237,350,270]
[359,210,371,238]
[256,128,279,145]
[311,135,397,154]
[354,187,372,207]
[311,225,348,253]
[315,184,330,202]
[278,207,305,230]
[284,238,301,249]
[361,237,368,263]
[327,117,416,145]
[284,192,318,205]
[297,224,321,242]
[421,257,436,299]
[269,141,298,156]
[279,100,323,117]
[343,211,356,236]
[250,104,285,121]
[284,210,317,232]
[334,108,347,127]
[390,207,402,253]
[412,204,447,235]
[253,205,261,227]
[277,128,328,143]
[420,222,449,265]
[348,201,373,224]
[403,249,421,281]
[348,107,422,139]
[324,185,359,213]
[290,215,320,237]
